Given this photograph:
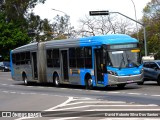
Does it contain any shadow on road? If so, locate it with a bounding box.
[13,81,142,92]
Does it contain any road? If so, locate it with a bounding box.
[0,72,160,120]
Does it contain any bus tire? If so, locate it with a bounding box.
[137,81,144,85]
[53,75,60,87]
[137,78,144,85]
[117,84,126,89]
[86,76,93,90]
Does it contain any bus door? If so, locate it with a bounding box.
[31,52,38,80]
[94,49,104,83]
[61,50,69,82]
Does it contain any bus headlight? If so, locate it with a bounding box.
[140,68,144,74]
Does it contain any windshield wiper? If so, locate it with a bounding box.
[119,54,125,69]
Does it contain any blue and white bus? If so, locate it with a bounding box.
[10,34,143,89]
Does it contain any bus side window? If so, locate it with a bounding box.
[26,52,31,64]
[20,52,25,65]
[85,47,92,68]
[47,49,53,67]
[53,49,60,67]
[69,48,76,68]
[12,54,16,64]
[76,47,85,68]
[16,53,20,65]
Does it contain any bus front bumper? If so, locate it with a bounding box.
[108,73,144,85]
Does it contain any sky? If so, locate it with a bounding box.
[33,0,151,28]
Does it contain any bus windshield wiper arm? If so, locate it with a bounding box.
[119,54,125,69]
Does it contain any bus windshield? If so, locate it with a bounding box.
[108,50,140,68]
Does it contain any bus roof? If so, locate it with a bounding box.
[12,42,38,53]
[80,34,138,46]
[12,34,138,51]
[45,34,138,48]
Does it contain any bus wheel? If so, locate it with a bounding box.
[54,75,60,87]
[137,78,144,85]
[137,81,144,85]
[86,78,93,90]
[117,84,126,89]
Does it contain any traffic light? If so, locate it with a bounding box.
[89,11,109,16]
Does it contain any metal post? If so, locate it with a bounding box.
[130,0,139,40]
[143,26,147,56]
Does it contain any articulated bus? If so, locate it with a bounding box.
[10,34,143,89]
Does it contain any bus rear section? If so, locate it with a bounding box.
[10,42,46,84]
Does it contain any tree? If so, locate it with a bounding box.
[139,0,160,58]
[27,13,53,42]
[51,15,76,39]
[0,0,47,60]
[77,15,134,37]
[0,12,30,60]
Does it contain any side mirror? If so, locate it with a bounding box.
[153,67,158,71]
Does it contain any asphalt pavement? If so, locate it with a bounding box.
[0,72,160,120]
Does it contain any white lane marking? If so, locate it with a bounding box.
[72,98,97,101]
[26,86,33,88]
[65,101,126,106]
[148,104,159,106]
[50,104,158,111]
[64,102,83,106]
[1,82,160,98]
[20,93,27,95]
[127,93,141,95]
[2,91,9,93]
[15,97,73,120]
[151,95,160,97]
[45,97,73,111]
[107,92,120,94]
[1,84,7,86]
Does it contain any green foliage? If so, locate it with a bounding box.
[0,0,74,60]
[0,0,47,60]
[0,12,30,60]
[136,0,160,59]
